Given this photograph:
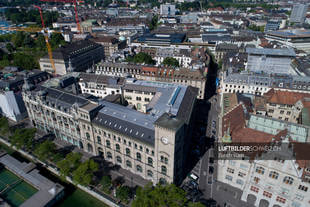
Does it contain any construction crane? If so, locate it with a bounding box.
[0,6,61,75]
[40,0,84,34]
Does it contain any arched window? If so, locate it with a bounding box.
[86,132,90,140]
[148,157,153,166]
[255,166,264,175]
[126,148,130,156]
[136,152,141,161]
[107,152,112,159]
[269,171,279,179]
[161,166,167,175]
[147,170,153,177]
[87,143,93,153]
[283,176,294,185]
[136,165,142,172]
[106,140,111,148]
[126,160,132,168]
[97,136,101,144]
[116,144,120,152]
[116,156,122,163]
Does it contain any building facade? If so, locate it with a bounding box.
[22,78,197,185]
[290,4,308,24]
[39,40,105,75]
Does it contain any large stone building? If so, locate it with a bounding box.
[95,63,206,99]
[218,104,310,207]
[246,48,296,75]
[39,40,105,75]
[91,36,126,57]
[22,77,197,185]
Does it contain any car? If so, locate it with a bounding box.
[188,173,199,181]
[209,157,214,164]
[189,180,198,189]
[209,166,214,174]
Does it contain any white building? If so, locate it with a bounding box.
[160,3,176,17]
[290,4,308,24]
[246,48,296,75]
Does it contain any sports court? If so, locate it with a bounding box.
[0,168,38,207]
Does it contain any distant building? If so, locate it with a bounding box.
[246,48,296,75]
[160,3,176,17]
[91,36,126,57]
[264,20,281,32]
[215,43,239,62]
[265,30,310,53]
[290,4,308,24]
[39,40,105,75]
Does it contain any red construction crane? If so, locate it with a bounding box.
[40,0,83,34]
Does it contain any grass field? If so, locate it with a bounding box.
[56,189,109,207]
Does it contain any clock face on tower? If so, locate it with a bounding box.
[161,137,169,145]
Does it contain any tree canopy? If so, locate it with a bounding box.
[9,128,36,150]
[116,186,131,203]
[126,52,156,65]
[57,152,82,178]
[0,117,9,135]
[34,140,56,161]
[100,175,112,193]
[132,183,204,207]
[72,159,99,186]
[162,57,179,67]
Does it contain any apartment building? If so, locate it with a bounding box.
[78,73,125,99]
[262,89,310,124]
[22,77,197,185]
[221,73,310,96]
[218,104,310,207]
[91,36,126,57]
[39,40,105,75]
[154,48,192,68]
[95,63,206,99]
[215,43,239,62]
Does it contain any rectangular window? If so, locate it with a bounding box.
[276,196,286,204]
[298,185,308,192]
[236,179,244,185]
[250,186,259,193]
[263,191,272,198]
[238,172,246,177]
[225,175,233,181]
[227,168,234,174]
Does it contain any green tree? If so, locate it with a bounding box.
[149,15,158,31]
[6,43,15,53]
[12,32,25,48]
[132,183,188,207]
[57,152,82,178]
[13,52,38,70]
[162,57,179,67]
[188,202,206,207]
[35,34,46,51]
[50,33,66,49]
[0,117,10,135]
[72,159,99,186]
[127,52,155,65]
[34,140,56,161]
[9,128,36,150]
[116,186,130,203]
[100,175,112,193]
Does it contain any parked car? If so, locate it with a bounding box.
[188,173,199,181]
[209,157,214,164]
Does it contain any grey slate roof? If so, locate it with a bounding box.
[246,47,296,57]
[79,73,125,86]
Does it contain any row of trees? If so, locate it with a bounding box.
[0,32,65,69]
[5,8,59,27]
[57,152,99,186]
[132,183,205,207]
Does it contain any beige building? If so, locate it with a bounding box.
[91,36,126,57]
[22,77,197,185]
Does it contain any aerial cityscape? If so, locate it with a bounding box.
[0,0,309,206]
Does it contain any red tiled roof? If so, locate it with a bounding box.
[264,89,310,105]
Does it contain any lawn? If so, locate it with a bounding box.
[56,189,109,207]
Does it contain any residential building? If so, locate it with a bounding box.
[290,4,308,24]
[154,48,192,68]
[22,77,197,185]
[160,4,176,17]
[221,72,310,96]
[95,63,206,99]
[39,40,105,75]
[218,104,310,207]
[78,73,125,99]
[215,43,239,62]
[264,20,281,32]
[246,48,296,75]
[91,36,126,57]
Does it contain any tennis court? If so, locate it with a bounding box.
[0,168,38,207]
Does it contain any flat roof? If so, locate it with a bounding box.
[246,47,296,57]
